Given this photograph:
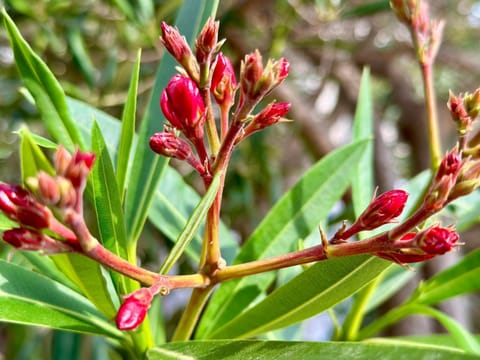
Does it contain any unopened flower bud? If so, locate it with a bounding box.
[161,22,199,82]
[149,132,192,160]
[0,183,51,229]
[356,190,409,230]
[425,148,463,211]
[465,88,480,119]
[55,146,96,189]
[239,50,290,108]
[448,91,472,134]
[161,74,206,140]
[448,159,480,201]
[240,102,291,140]
[195,18,219,64]
[36,172,60,205]
[211,52,237,107]
[415,225,459,255]
[116,288,154,331]
[2,228,72,254]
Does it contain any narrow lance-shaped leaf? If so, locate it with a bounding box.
[116,49,141,203]
[351,67,374,218]
[90,121,134,296]
[209,255,388,339]
[197,140,371,338]
[0,260,123,339]
[409,248,480,306]
[2,9,86,150]
[148,339,479,360]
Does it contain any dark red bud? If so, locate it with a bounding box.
[211,52,237,106]
[356,189,409,230]
[416,225,459,255]
[0,183,51,229]
[149,132,193,160]
[195,18,219,64]
[160,74,205,137]
[2,228,72,253]
[116,288,153,331]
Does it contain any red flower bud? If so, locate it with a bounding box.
[149,132,193,160]
[0,183,51,229]
[240,102,291,140]
[116,288,153,331]
[161,74,206,139]
[2,228,73,253]
[195,17,219,64]
[211,52,237,106]
[160,22,199,82]
[55,146,96,189]
[416,225,459,255]
[356,190,409,230]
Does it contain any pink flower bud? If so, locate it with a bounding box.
[356,190,409,230]
[116,288,153,331]
[55,146,96,189]
[2,228,73,253]
[239,50,290,106]
[160,22,199,82]
[0,183,51,229]
[240,102,291,140]
[160,74,206,139]
[149,132,193,160]
[415,225,459,255]
[447,91,471,134]
[211,52,237,106]
[195,18,219,64]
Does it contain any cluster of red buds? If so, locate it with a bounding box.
[150,18,290,183]
[0,146,96,254]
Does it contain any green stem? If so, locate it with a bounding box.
[356,303,413,340]
[421,62,442,170]
[340,273,384,341]
[172,286,215,341]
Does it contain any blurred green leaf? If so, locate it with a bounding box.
[0,259,123,339]
[197,140,370,339]
[116,49,141,204]
[2,9,86,150]
[148,339,479,360]
[66,26,96,87]
[209,255,388,339]
[342,0,390,18]
[409,248,480,306]
[351,67,374,219]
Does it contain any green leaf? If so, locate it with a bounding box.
[116,49,141,203]
[66,26,96,87]
[90,122,133,295]
[351,67,374,218]
[159,172,221,275]
[197,140,371,338]
[148,339,478,360]
[124,0,219,246]
[18,128,55,181]
[409,248,480,306]
[2,9,86,150]
[0,259,123,339]
[209,255,388,339]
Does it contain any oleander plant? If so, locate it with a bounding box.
[1,1,480,359]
